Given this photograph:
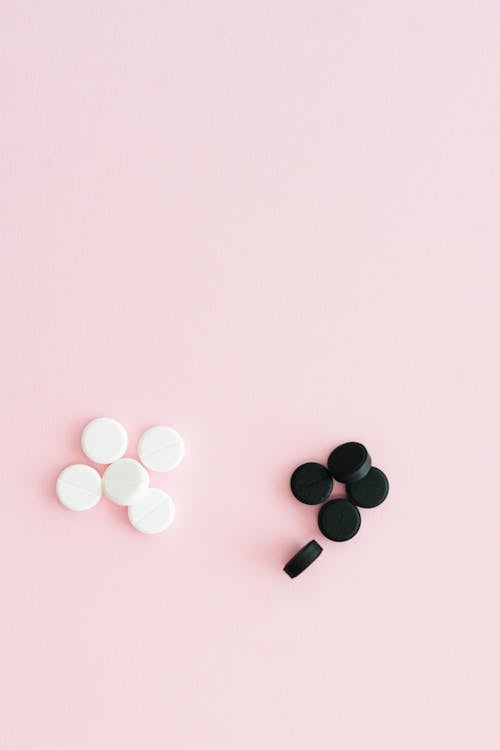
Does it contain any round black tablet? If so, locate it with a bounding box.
[347,467,389,508]
[317,498,361,542]
[327,442,371,484]
[283,540,323,578]
[290,462,334,505]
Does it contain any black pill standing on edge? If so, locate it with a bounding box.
[327,442,371,484]
[347,467,389,508]
[318,498,361,542]
[290,462,334,505]
[284,540,323,578]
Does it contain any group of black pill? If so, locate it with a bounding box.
[283,442,389,578]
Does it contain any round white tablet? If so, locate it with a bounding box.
[81,417,128,464]
[138,426,185,472]
[56,464,102,511]
[128,488,175,534]
[102,458,149,506]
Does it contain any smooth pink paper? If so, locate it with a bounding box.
[1,2,499,748]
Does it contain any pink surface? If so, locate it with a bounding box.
[1,2,499,748]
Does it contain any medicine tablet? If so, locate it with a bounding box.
[347,467,389,508]
[318,498,361,542]
[128,488,175,534]
[102,458,149,506]
[284,540,323,578]
[81,417,128,464]
[56,464,102,511]
[138,426,184,472]
[327,442,371,484]
[290,462,333,505]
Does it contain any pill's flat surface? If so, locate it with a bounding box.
[102,458,149,506]
[290,462,333,505]
[56,464,102,511]
[81,417,128,464]
[138,425,184,472]
[347,467,389,508]
[318,498,361,541]
[284,540,323,578]
[327,442,371,484]
[128,488,175,534]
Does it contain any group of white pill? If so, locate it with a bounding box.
[56,418,184,534]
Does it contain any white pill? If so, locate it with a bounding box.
[102,458,149,506]
[56,464,102,511]
[81,417,128,464]
[128,488,175,534]
[138,426,185,472]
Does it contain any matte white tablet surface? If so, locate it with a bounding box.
[102,458,149,506]
[128,488,175,534]
[81,417,128,464]
[56,464,102,511]
[138,426,184,472]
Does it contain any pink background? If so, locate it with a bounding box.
[1,2,499,748]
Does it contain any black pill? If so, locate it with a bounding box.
[290,462,334,505]
[283,540,323,578]
[318,498,361,542]
[327,442,371,484]
[347,467,389,508]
